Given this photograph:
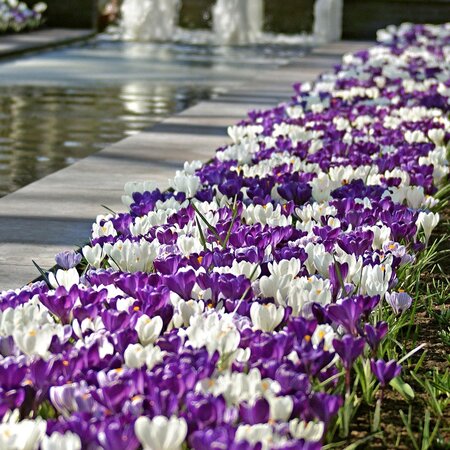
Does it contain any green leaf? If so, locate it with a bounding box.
[101,204,117,214]
[342,431,383,450]
[195,216,208,250]
[191,201,224,247]
[222,197,239,249]
[32,260,52,288]
[390,377,415,401]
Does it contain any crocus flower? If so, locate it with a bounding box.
[134,415,188,450]
[370,359,402,386]
[364,322,388,352]
[55,250,82,270]
[385,291,413,315]
[332,335,366,369]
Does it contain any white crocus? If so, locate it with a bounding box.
[312,248,334,278]
[311,173,333,202]
[171,298,205,329]
[268,258,300,279]
[170,171,201,197]
[214,260,261,281]
[130,210,169,237]
[177,235,203,257]
[405,186,426,209]
[124,343,147,369]
[41,432,81,450]
[259,274,292,306]
[92,220,117,239]
[72,317,105,340]
[135,315,163,346]
[235,424,287,450]
[416,211,440,244]
[428,128,445,146]
[48,268,80,290]
[135,416,187,450]
[311,324,335,351]
[104,240,158,273]
[243,203,289,227]
[185,312,240,356]
[250,303,284,332]
[124,343,164,370]
[335,251,364,284]
[268,396,293,422]
[289,419,324,442]
[0,416,46,450]
[360,260,393,297]
[13,323,56,358]
[369,225,391,250]
[288,276,332,317]
[196,368,280,406]
[82,244,104,268]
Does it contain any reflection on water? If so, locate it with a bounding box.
[0,38,306,198]
[0,84,216,197]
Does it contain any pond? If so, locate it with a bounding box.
[0,37,306,198]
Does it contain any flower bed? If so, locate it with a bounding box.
[0,22,449,450]
[0,0,46,34]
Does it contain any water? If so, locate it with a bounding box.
[0,38,306,198]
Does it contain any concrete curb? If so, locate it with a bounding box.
[0,28,95,60]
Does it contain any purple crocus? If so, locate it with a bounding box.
[364,322,389,352]
[55,250,82,270]
[239,397,270,425]
[370,359,402,386]
[385,291,413,315]
[327,297,362,336]
[333,335,366,369]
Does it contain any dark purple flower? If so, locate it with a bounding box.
[332,335,365,369]
[239,397,270,424]
[327,298,363,335]
[364,322,388,352]
[370,359,402,386]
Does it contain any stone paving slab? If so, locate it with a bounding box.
[0,40,372,292]
[0,28,95,59]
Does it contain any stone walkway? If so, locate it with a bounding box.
[0,28,94,59]
[0,40,371,292]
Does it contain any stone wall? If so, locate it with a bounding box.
[27,0,97,29]
[343,0,450,39]
[179,0,315,34]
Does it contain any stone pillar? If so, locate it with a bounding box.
[313,0,343,42]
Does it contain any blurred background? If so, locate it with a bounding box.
[0,0,449,198]
[27,0,450,39]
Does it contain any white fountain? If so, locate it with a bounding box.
[120,0,180,42]
[118,0,340,46]
[313,0,343,42]
[212,0,264,45]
